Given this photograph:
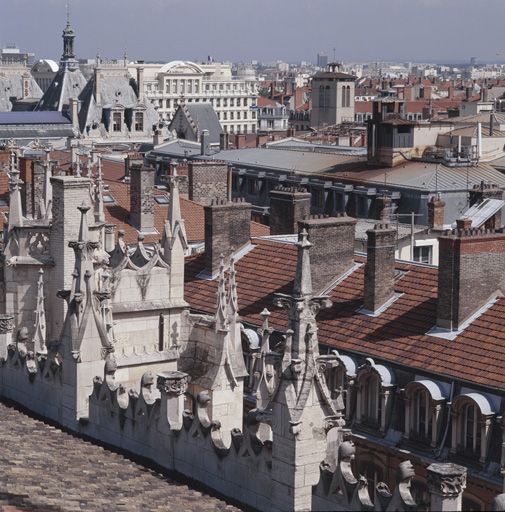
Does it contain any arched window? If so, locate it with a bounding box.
[345,85,351,107]
[341,85,346,107]
[356,358,395,432]
[362,373,380,424]
[451,393,495,463]
[412,387,431,440]
[404,380,446,447]
[462,402,481,455]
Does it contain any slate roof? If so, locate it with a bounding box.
[331,161,505,192]
[185,238,505,390]
[169,103,223,145]
[0,72,42,112]
[0,112,71,124]
[207,147,362,174]
[36,66,87,112]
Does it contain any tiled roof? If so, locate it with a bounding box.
[185,238,505,390]
[102,159,269,244]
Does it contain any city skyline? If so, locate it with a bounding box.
[1,0,505,65]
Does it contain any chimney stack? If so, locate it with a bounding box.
[188,161,229,205]
[136,66,145,102]
[269,186,311,235]
[204,199,251,277]
[130,162,155,233]
[436,228,505,331]
[69,97,79,130]
[428,195,446,230]
[219,132,229,150]
[200,129,210,156]
[298,214,357,294]
[375,194,392,221]
[363,222,397,314]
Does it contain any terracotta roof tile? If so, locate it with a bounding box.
[185,238,505,390]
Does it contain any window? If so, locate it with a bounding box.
[134,112,144,132]
[362,373,381,424]
[230,125,234,133]
[237,111,241,120]
[252,124,256,133]
[223,98,228,107]
[243,124,247,134]
[230,112,234,120]
[462,403,481,455]
[223,112,227,120]
[247,178,258,195]
[195,82,199,93]
[154,195,170,205]
[112,112,122,132]
[311,188,324,209]
[413,246,432,264]
[411,388,432,441]
[166,99,171,108]
[243,111,247,119]
[216,99,221,108]
[172,80,178,94]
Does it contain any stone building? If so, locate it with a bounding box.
[34,16,160,142]
[2,140,505,510]
[310,63,356,128]
[129,60,259,135]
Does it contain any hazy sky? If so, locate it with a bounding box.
[1,0,504,64]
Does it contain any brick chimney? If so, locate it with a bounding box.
[204,199,251,277]
[363,223,397,314]
[298,214,357,294]
[269,186,311,235]
[437,228,505,331]
[188,161,229,205]
[130,162,155,233]
[428,195,445,230]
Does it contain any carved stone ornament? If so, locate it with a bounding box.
[0,315,14,334]
[157,370,189,396]
[426,463,467,497]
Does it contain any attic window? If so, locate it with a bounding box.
[154,195,169,205]
[103,194,115,204]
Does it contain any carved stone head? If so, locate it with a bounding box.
[338,440,356,463]
[17,326,29,342]
[104,353,117,375]
[141,371,154,389]
[398,460,415,483]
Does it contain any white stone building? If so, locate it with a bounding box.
[129,60,259,135]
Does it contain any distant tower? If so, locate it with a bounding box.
[61,2,76,68]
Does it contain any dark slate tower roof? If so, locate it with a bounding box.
[35,8,86,113]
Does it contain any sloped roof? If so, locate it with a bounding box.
[185,238,505,390]
[169,103,223,145]
[460,198,505,228]
[36,66,87,112]
[0,73,42,112]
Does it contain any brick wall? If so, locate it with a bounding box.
[188,161,229,205]
[270,187,311,235]
[298,214,357,294]
[437,230,505,329]
[364,223,396,313]
[428,196,445,229]
[204,199,251,276]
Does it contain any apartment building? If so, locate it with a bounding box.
[129,60,259,135]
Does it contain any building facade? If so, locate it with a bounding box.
[129,60,259,135]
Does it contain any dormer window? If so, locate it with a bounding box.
[356,358,395,433]
[134,112,144,132]
[404,380,447,447]
[112,112,122,132]
[450,393,496,463]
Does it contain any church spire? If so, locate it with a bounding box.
[61,1,76,66]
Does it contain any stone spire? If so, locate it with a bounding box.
[162,163,188,304]
[61,203,113,361]
[42,147,53,220]
[93,155,105,223]
[61,1,76,67]
[7,142,23,230]
[33,269,47,355]
[215,256,228,333]
[271,228,339,511]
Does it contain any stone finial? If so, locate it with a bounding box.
[293,228,313,298]
[33,269,47,354]
[93,155,105,223]
[427,463,467,512]
[157,370,189,396]
[8,145,24,230]
[215,255,228,332]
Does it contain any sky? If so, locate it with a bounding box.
[1,0,504,64]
